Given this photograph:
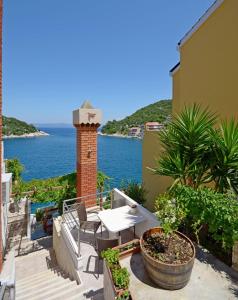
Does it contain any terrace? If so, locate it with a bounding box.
[51,188,238,300]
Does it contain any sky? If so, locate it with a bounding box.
[3,0,215,124]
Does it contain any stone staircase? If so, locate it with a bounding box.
[15,247,96,300]
[16,267,86,300]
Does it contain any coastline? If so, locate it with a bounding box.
[98,132,141,139]
[3,130,49,139]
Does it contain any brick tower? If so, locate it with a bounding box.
[73,101,102,207]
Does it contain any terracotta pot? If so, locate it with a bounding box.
[140,227,195,290]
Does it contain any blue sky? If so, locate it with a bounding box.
[3,0,214,124]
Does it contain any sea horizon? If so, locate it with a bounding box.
[4,127,142,188]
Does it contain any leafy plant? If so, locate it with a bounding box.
[97,171,111,209]
[97,171,111,191]
[6,158,24,184]
[101,248,119,267]
[155,193,185,237]
[13,180,25,205]
[210,119,238,194]
[102,200,111,210]
[170,185,238,249]
[155,104,217,189]
[155,104,238,195]
[13,169,110,214]
[112,268,130,289]
[122,181,147,205]
[35,208,44,222]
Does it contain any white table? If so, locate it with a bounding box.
[98,205,145,243]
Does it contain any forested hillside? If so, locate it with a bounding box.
[101,99,172,134]
[3,116,38,136]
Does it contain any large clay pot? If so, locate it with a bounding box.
[140,227,195,290]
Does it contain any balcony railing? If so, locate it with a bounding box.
[62,190,113,257]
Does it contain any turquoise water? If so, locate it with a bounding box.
[4,128,142,188]
[31,201,56,214]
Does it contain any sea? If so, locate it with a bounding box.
[4,128,142,188]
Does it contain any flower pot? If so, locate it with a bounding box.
[103,260,129,300]
[140,227,195,290]
[113,239,140,259]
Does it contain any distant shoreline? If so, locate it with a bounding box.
[3,130,49,139]
[98,132,141,139]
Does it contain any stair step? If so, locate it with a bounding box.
[16,268,64,287]
[41,284,86,300]
[66,289,104,300]
[16,274,70,297]
[16,278,76,300]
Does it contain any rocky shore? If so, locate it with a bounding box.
[3,130,49,139]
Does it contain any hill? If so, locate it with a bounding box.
[3,116,39,136]
[101,99,172,135]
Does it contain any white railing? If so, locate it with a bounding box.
[0,250,15,300]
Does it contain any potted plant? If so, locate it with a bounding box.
[113,239,140,258]
[140,194,195,290]
[35,208,44,222]
[102,248,132,300]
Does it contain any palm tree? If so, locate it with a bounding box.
[155,104,217,189]
[210,119,238,194]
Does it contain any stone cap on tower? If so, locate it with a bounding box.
[73,100,102,126]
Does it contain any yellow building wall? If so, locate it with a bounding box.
[173,0,238,119]
[143,0,238,209]
[142,131,172,211]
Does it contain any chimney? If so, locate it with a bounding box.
[73,101,102,207]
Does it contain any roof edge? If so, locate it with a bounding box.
[169,62,180,77]
[177,0,224,50]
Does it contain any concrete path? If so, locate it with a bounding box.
[120,246,238,300]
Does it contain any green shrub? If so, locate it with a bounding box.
[14,170,109,214]
[102,200,111,210]
[6,158,24,183]
[169,185,238,249]
[112,268,130,289]
[122,181,147,205]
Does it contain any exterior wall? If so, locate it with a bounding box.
[75,124,99,207]
[173,0,238,119]
[142,131,172,211]
[143,0,238,209]
[172,69,180,114]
